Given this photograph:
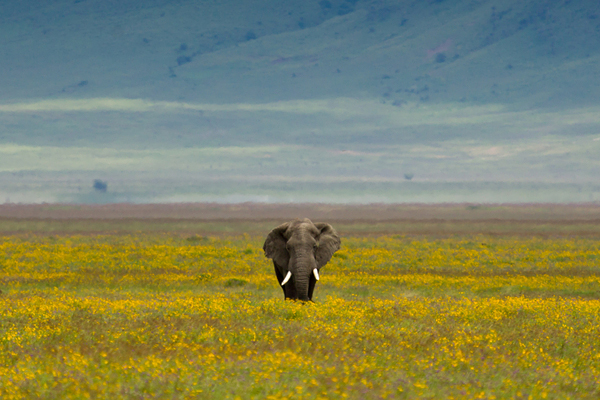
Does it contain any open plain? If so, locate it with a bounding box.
[1,203,600,399]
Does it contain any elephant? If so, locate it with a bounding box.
[263,218,341,301]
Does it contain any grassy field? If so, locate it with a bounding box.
[1,211,600,399]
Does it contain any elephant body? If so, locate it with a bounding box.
[263,218,341,301]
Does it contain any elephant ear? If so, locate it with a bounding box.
[314,222,341,268]
[263,222,290,267]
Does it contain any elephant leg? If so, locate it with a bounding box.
[307,273,317,301]
[284,276,298,300]
[273,263,286,299]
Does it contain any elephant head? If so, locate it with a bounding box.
[263,218,341,301]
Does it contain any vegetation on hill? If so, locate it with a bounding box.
[0,0,599,202]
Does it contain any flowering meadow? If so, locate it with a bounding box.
[1,231,600,399]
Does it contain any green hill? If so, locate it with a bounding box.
[0,0,599,203]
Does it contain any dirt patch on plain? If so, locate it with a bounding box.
[1,203,599,237]
[1,203,600,221]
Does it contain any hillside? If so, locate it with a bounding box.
[0,0,599,203]
[2,0,599,107]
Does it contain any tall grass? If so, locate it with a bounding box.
[1,233,599,399]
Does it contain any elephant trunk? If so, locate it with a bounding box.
[295,276,310,301]
[292,255,314,301]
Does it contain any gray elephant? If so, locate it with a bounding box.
[263,218,341,301]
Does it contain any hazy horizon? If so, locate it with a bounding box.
[1,0,599,204]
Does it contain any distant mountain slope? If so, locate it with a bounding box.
[1,0,599,107]
[1,0,600,203]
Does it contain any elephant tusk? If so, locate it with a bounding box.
[313,268,320,281]
[281,271,292,286]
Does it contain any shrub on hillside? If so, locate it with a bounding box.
[93,179,107,193]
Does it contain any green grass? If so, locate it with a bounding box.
[3,217,600,236]
[1,219,600,398]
